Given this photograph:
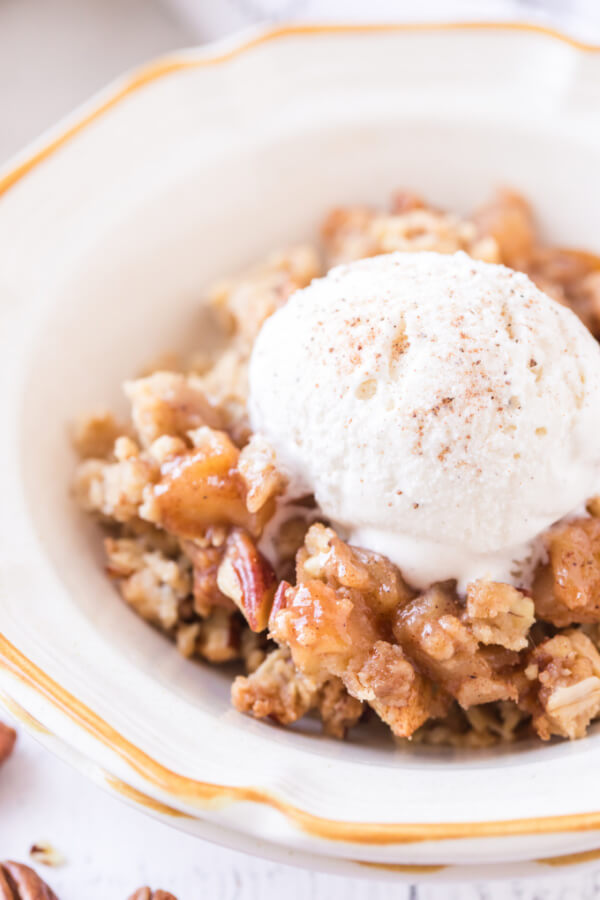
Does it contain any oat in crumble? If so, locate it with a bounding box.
[74,188,600,746]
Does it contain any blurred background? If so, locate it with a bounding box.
[1,0,600,162]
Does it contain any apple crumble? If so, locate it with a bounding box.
[74,189,600,746]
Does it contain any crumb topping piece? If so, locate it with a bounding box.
[269,524,443,737]
[125,371,224,448]
[465,580,534,651]
[231,646,363,738]
[532,518,600,627]
[151,428,272,539]
[73,188,600,748]
[394,586,518,709]
[523,631,600,739]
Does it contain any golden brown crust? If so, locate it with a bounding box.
[150,428,271,540]
[522,631,600,740]
[269,525,442,738]
[532,518,600,626]
[125,371,224,448]
[73,191,600,747]
[237,435,286,514]
[465,580,534,651]
[231,647,363,736]
[322,203,498,268]
[394,586,518,709]
[353,641,449,737]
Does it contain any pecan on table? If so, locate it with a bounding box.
[0,861,59,900]
[127,889,178,900]
[0,722,16,765]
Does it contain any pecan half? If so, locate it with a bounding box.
[0,861,59,900]
[217,529,276,631]
[270,580,292,620]
[128,889,178,900]
[0,722,16,765]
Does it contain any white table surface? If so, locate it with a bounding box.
[3,715,600,899]
[2,1,600,897]
[2,715,600,900]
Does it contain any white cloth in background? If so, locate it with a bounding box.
[167,0,600,41]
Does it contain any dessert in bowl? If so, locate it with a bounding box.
[74,188,600,748]
[5,23,600,873]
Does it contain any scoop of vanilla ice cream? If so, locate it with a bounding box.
[249,251,600,589]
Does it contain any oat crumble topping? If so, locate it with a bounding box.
[74,189,600,746]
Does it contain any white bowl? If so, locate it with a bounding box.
[2,22,600,882]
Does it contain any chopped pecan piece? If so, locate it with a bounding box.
[217,529,276,631]
[27,846,64,869]
[394,585,518,708]
[523,631,600,739]
[151,427,272,539]
[0,862,59,900]
[0,721,16,765]
[532,518,600,626]
[465,580,534,651]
